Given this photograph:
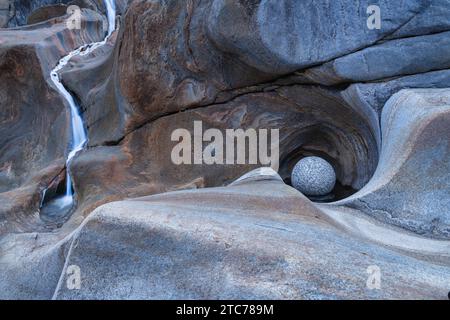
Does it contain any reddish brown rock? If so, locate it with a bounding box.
[0,10,106,234]
[68,85,378,222]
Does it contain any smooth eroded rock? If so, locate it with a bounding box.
[339,89,450,240]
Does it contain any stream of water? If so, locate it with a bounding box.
[44,0,116,210]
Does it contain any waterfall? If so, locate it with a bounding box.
[46,0,116,209]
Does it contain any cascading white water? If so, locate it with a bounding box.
[46,0,116,209]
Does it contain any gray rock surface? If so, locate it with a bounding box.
[383,0,450,39]
[207,0,428,74]
[2,172,449,300]
[306,31,450,84]
[291,157,336,196]
[342,69,450,116]
[338,89,450,240]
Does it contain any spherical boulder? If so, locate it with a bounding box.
[291,156,336,196]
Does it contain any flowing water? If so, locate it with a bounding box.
[42,0,116,212]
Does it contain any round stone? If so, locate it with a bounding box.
[291,156,336,196]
